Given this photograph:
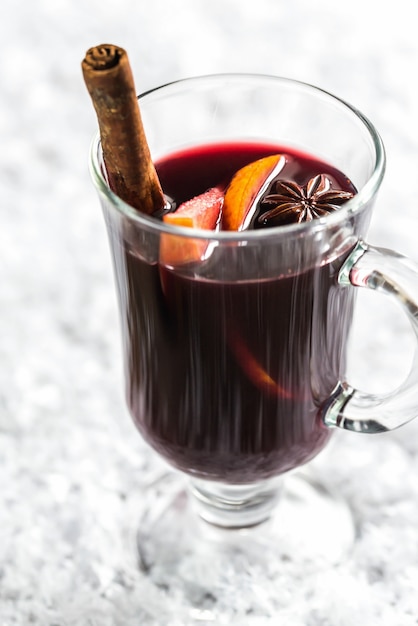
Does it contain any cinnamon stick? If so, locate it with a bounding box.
[82,44,165,215]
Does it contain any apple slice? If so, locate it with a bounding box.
[222,154,286,231]
[227,327,293,399]
[160,187,223,266]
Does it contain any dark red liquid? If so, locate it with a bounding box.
[109,143,357,483]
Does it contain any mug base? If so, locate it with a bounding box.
[136,468,355,622]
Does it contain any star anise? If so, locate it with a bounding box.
[257,174,354,226]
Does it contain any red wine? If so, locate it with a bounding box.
[109,142,356,483]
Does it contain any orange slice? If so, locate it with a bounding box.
[160,187,223,266]
[222,154,286,231]
[228,327,293,399]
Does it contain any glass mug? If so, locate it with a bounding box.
[89,74,418,596]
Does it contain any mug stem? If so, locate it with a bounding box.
[189,477,283,528]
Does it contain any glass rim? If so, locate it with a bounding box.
[89,72,386,242]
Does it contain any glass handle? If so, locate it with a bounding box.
[323,241,418,433]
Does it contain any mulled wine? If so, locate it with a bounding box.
[109,142,357,483]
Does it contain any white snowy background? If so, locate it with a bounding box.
[1,0,418,624]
